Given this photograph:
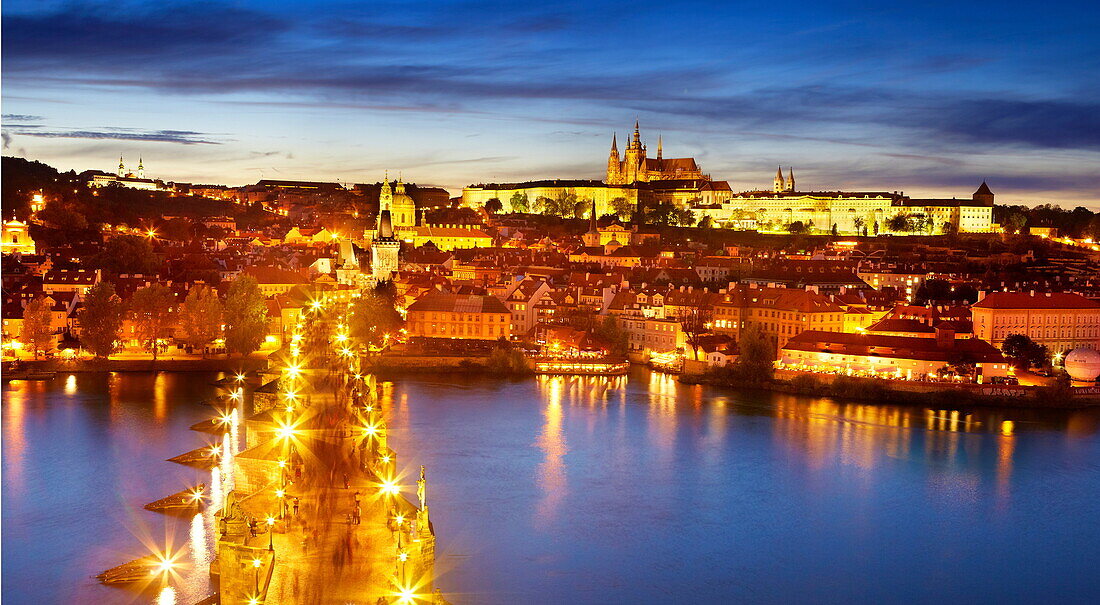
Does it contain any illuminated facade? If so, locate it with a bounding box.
[971,291,1100,353]
[711,179,995,234]
[89,156,166,190]
[1,220,36,255]
[406,291,512,340]
[606,121,706,184]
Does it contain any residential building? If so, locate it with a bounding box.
[971,291,1100,352]
[406,291,511,340]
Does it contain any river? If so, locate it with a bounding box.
[3,369,1100,604]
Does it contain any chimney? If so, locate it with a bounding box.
[935,324,955,349]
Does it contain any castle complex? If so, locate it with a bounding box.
[458,121,996,234]
[606,121,706,184]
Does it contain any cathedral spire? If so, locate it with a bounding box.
[787,167,795,192]
[657,135,663,160]
[611,132,618,154]
[774,165,786,193]
[632,119,641,146]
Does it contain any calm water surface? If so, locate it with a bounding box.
[4,369,1100,604]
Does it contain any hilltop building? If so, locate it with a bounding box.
[606,121,706,184]
[700,175,995,235]
[89,156,167,190]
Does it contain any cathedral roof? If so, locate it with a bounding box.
[641,157,699,172]
[974,181,993,195]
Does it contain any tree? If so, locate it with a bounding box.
[886,214,914,233]
[873,221,879,236]
[80,282,125,358]
[642,201,678,226]
[573,198,593,220]
[533,196,552,214]
[484,197,503,214]
[672,206,696,227]
[787,221,811,235]
[21,296,54,359]
[509,191,529,213]
[678,307,713,361]
[736,325,775,382]
[831,223,839,237]
[1003,212,1027,234]
[224,275,269,357]
[540,191,577,217]
[179,284,224,357]
[698,215,714,229]
[349,282,403,348]
[130,283,175,361]
[853,217,865,235]
[1002,333,1049,370]
[93,235,160,275]
[610,197,633,221]
[593,315,628,358]
[38,205,89,231]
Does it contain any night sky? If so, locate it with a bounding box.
[3,0,1098,204]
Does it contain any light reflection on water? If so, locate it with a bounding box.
[385,368,1100,605]
[4,369,1100,604]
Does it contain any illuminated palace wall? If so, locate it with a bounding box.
[462,181,640,216]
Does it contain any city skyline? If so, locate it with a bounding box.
[3,0,1100,204]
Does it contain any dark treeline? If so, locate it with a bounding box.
[994,204,1100,237]
[1,156,271,230]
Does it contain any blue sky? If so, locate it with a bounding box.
[3,0,1099,203]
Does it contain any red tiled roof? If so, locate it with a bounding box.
[783,330,1003,362]
[408,291,509,314]
[972,292,1100,310]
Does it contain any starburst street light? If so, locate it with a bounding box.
[379,478,401,496]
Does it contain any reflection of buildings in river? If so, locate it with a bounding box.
[3,382,28,490]
[646,371,678,455]
[154,372,169,422]
[996,432,1015,510]
[64,373,77,395]
[772,397,918,473]
[534,376,568,526]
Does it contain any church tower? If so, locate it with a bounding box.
[582,200,600,247]
[656,135,663,161]
[606,133,622,184]
[137,157,145,180]
[371,173,401,282]
[118,155,126,177]
[786,168,795,192]
[623,120,646,184]
[774,166,786,193]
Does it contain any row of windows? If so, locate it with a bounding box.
[415,312,507,322]
[413,322,504,337]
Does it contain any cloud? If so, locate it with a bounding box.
[2,133,10,149]
[4,127,221,145]
[3,114,43,122]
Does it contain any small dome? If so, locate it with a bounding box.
[1064,348,1100,381]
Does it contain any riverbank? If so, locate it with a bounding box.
[680,368,1100,408]
[9,357,269,374]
